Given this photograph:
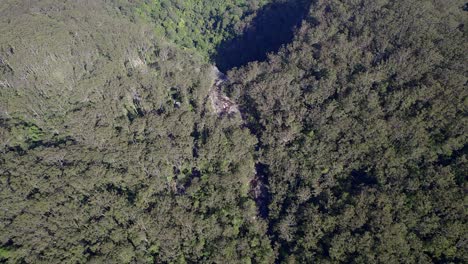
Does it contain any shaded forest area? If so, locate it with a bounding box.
[228,1,467,262]
[214,0,312,71]
[0,0,467,263]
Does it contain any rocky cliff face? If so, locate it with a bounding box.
[209,66,239,116]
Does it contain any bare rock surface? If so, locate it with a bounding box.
[209,66,239,116]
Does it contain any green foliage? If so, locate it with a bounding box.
[0,0,466,263]
[0,1,272,263]
[0,247,11,260]
[228,0,467,262]
[135,0,270,58]
[27,125,44,142]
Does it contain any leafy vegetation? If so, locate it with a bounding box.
[228,0,467,262]
[0,248,11,261]
[0,0,466,263]
[135,0,271,58]
[0,1,272,262]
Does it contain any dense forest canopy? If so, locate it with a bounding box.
[0,0,466,263]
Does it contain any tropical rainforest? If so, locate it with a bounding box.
[0,0,466,263]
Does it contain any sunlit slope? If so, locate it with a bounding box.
[0,1,272,263]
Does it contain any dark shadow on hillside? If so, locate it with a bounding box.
[214,0,313,72]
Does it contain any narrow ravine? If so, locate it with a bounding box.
[209,66,271,220]
[206,0,312,240]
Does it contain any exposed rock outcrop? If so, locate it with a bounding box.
[209,66,239,116]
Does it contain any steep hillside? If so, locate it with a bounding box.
[0,0,466,263]
[0,1,272,263]
[228,0,467,262]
